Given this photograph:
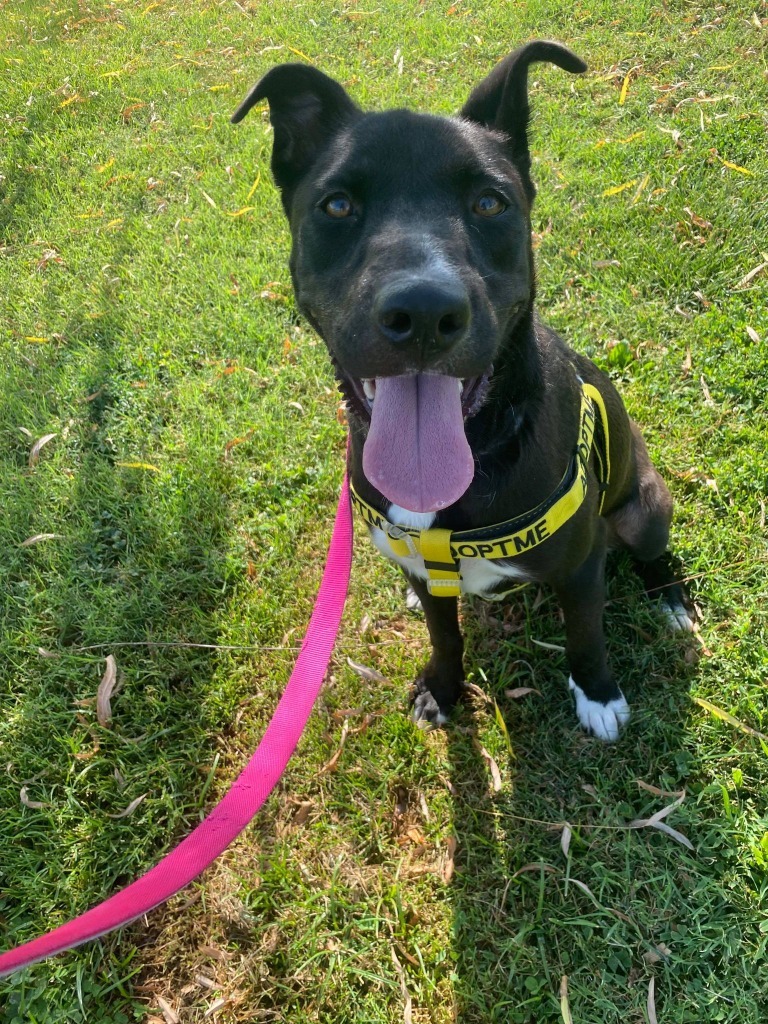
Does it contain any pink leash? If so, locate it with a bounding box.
[0,474,353,979]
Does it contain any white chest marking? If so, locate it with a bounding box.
[387,505,436,531]
[370,505,531,599]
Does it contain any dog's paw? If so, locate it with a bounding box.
[660,596,696,633]
[405,584,423,613]
[412,689,450,728]
[568,676,630,742]
[411,671,459,728]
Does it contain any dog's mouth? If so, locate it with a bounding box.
[345,369,492,514]
[352,371,491,421]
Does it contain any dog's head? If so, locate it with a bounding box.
[233,43,586,512]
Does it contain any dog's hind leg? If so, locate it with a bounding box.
[406,575,465,726]
[553,524,630,741]
[607,421,696,632]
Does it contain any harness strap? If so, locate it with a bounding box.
[582,382,611,513]
[352,379,612,596]
[420,528,462,597]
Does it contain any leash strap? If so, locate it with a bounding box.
[0,475,353,979]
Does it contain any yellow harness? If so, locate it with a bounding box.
[350,380,611,598]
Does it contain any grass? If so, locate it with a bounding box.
[1,0,767,1020]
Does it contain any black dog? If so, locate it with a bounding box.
[232,41,693,741]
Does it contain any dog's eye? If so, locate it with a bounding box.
[473,193,507,217]
[321,193,354,219]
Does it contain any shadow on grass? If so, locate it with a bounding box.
[0,227,237,1019]
[445,564,705,1024]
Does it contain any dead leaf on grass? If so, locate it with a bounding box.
[115,461,160,472]
[419,791,430,821]
[398,826,426,848]
[20,533,64,547]
[472,738,502,792]
[155,996,180,1024]
[20,786,47,809]
[570,878,596,900]
[679,466,718,491]
[443,836,457,883]
[561,823,572,858]
[199,945,230,961]
[464,681,491,703]
[735,260,768,289]
[643,941,672,965]
[631,173,651,204]
[715,154,754,176]
[204,997,230,1018]
[512,862,557,879]
[602,179,637,197]
[636,780,685,800]
[390,948,413,1024]
[291,800,313,826]
[629,791,693,850]
[618,68,635,106]
[505,686,542,699]
[684,207,713,231]
[28,432,57,466]
[531,638,565,652]
[348,713,375,737]
[106,793,147,819]
[346,657,388,684]
[494,701,515,757]
[319,718,349,774]
[97,654,118,726]
[74,714,101,760]
[560,975,573,1024]
[693,697,768,743]
[647,977,658,1024]
[332,707,365,720]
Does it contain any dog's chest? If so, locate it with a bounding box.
[369,504,531,599]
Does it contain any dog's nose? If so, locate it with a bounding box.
[374,279,470,354]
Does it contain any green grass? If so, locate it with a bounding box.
[1,0,767,1021]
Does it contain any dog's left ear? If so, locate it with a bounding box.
[461,41,586,204]
[231,63,361,212]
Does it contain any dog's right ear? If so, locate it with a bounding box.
[231,64,361,208]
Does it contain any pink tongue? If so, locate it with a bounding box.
[363,374,474,513]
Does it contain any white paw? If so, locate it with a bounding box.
[568,676,630,742]
[413,708,449,729]
[406,585,423,612]
[660,600,696,633]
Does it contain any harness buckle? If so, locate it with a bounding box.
[383,522,418,558]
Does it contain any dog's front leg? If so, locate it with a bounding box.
[406,574,465,725]
[552,531,630,742]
